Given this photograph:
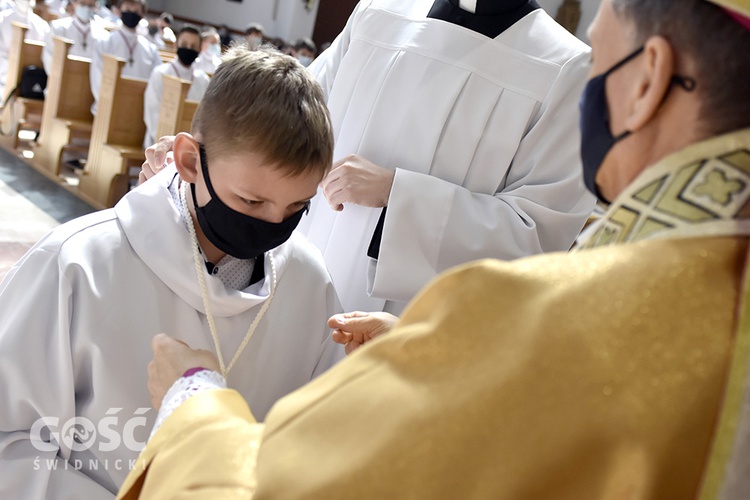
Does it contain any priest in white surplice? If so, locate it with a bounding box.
[300,0,596,314]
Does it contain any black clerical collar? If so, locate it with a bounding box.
[427,0,540,38]
[449,0,529,15]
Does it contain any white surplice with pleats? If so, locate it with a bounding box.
[301,0,596,314]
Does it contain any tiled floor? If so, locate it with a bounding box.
[0,148,95,282]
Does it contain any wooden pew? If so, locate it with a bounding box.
[0,22,45,152]
[155,74,200,140]
[158,49,177,63]
[34,36,94,177]
[77,54,147,209]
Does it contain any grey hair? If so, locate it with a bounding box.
[610,0,750,136]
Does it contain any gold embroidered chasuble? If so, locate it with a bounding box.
[118,129,750,499]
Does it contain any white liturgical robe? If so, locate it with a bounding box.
[194,50,221,75]
[300,0,595,313]
[143,61,210,148]
[42,15,108,75]
[89,28,160,114]
[0,167,343,498]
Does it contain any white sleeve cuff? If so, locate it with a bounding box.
[149,370,227,440]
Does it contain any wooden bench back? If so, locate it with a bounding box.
[3,22,44,103]
[93,54,148,148]
[79,54,148,208]
[41,36,93,124]
[155,74,200,140]
[159,50,177,63]
[35,36,94,175]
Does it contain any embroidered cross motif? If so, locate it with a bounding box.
[692,169,746,206]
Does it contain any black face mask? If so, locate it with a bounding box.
[121,11,142,29]
[177,47,200,66]
[191,145,309,260]
[578,47,644,204]
[579,46,696,204]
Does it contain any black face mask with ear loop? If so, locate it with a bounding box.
[578,46,696,204]
[177,47,199,66]
[121,11,142,29]
[190,144,309,260]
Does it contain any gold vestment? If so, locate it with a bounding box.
[119,129,750,499]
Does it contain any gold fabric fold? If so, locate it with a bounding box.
[250,238,744,499]
[699,243,750,500]
[119,129,750,498]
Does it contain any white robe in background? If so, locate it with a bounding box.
[44,0,66,17]
[0,166,344,498]
[0,7,49,98]
[89,27,159,114]
[142,60,210,148]
[42,15,107,75]
[194,50,221,75]
[301,0,596,314]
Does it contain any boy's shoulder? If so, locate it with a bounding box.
[50,15,72,31]
[151,61,171,76]
[277,231,331,280]
[28,209,120,263]
[138,34,159,53]
[194,68,210,82]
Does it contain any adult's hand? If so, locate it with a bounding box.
[329,311,398,355]
[139,135,176,185]
[320,154,395,211]
[148,333,221,410]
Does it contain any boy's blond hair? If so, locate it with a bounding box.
[192,46,334,178]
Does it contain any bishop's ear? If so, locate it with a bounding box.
[173,133,201,183]
[624,35,676,132]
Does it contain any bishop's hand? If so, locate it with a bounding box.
[329,311,398,355]
[148,334,221,410]
[140,135,177,185]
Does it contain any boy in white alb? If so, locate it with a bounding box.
[143,24,209,148]
[0,0,49,98]
[193,27,221,75]
[42,0,107,74]
[0,47,343,498]
[89,0,159,114]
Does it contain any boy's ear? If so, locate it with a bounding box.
[173,133,201,183]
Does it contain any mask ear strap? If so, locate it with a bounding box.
[671,75,697,92]
[612,130,632,143]
[189,181,201,209]
[603,46,645,77]
[198,144,220,199]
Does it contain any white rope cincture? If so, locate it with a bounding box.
[180,180,277,377]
